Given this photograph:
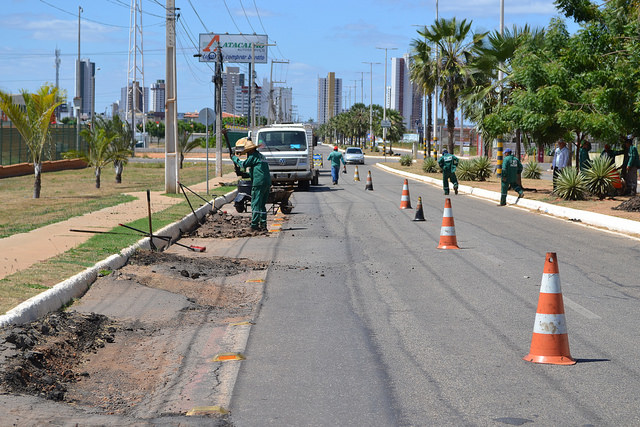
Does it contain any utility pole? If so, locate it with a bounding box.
[352,79,359,106]
[164,0,178,193]
[214,41,223,177]
[362,61,380,149]
[75,6,82,150]
[496,0,505,176]
[268,59,288,125]
[434,0,440,156]
[249,41,276,129]
[376,47,397,154]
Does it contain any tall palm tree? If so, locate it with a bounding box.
[410,34,436,156]
[106,115,134,183]
[419,18,486,154]
[0,84,62,198]
[64,123,116,188]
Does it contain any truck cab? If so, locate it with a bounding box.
[254,123,319,190]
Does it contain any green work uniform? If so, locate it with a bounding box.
[438,153,459,195]
[232,151,272,229]
[501,154,524,205]
[579,147,591,171]
[327,150,346,184]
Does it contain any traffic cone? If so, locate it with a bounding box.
[354,165,360,182]
[437,198,459,249]
[399,179,412,209]
[365,171,374,191]
[523,252,576,365]
[413,197,426,221]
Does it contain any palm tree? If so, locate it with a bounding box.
[410,34,436,156]
[178,129,199,168]
[105,115,134,183]
[418,18,486,154]
[64,123,116,188]
[0,84,62,198]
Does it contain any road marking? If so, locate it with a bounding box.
[245,279,265,283]
[186,406,229,416]
[563,296,601,319]
[212,352,246,362]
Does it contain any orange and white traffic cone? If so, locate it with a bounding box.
[413,196,426,221]
[399,179,412,209]
[365,171,374,191]
[354,166,360,182]
[437,198,459,249]
[524,252,576,365]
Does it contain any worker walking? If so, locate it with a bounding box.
[500,148,524,206]
[231,138,272,231]
[327,146,346,185]
[624,138,640,196]
[438,149,459,195]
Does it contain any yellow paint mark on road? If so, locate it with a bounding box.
[212,352,246,362]
[186,406,229,416]
[230,320,255,326]
[245,279,265,283]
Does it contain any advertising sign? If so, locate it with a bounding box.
[199,33,268,64]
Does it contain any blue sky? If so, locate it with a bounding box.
[1,0,576,122]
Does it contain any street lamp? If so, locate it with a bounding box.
[376,47,397,155]
[362,61,380,150]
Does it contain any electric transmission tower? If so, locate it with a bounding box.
[126,0,146,146]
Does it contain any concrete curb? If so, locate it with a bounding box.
[0,190,238,328]
[376,163,640,236]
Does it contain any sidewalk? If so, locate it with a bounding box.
[0,172,238,280]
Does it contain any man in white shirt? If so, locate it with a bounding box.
[551,140,570,190]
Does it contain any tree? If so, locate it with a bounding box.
[146,120,165,145]
[178,129,200,169]
[106,115,134,183]
[410,34,436,156]
[0,84,63,198]
[65,122,116,189]
[418,18,487,153]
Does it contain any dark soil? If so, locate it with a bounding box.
[0,312,117,401]
[192,209,269,239]
[612,195,640,211]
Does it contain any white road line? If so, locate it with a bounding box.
[563,295,602,320]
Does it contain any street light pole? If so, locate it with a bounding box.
[496,0,505,176]
[362,61,380,150]
[75,6,82,150]
[376,47,397,155]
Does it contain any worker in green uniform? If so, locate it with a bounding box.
[232,137,272,230]
[500,148,524,206]
[579,141,592,172]
[327,146,346,185]
[437,149,459,195]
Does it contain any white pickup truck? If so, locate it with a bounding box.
[253,123,319,190]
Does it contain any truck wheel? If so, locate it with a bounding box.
[311,173,319,186]
[298,180,310,191]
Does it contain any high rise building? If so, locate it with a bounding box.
[120,82,149,119]
[317,72,342,124]
[261,78,293,123]
[391,54,422,131]
[234,85,263,118]
[222,66,245,115]
[150,79,165,114]
[77,58,95,119]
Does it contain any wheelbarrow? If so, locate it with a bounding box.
[234,180,294,214]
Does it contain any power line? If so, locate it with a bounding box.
[222,0,242,33]
[39,0,128,28]
[186,0,210,33]
[239,0,257,34]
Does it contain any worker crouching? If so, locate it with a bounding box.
[231,138,272,230]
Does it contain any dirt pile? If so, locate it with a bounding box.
[0,312,117,401]
[192,209,269,238]
[612,196,640,212]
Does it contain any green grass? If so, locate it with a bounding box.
[0,162,235,238]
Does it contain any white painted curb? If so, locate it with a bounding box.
[376,163,640,236]
[0,190,238,327]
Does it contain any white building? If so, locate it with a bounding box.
[390,54,422,131]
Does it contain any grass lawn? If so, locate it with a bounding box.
[0,162,235,238]
[0,162,237,314]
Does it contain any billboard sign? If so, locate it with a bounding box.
[199,33,268,64]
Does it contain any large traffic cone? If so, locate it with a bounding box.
[524,253,576,365]
[399,179,412,209]
[354,165,360,181]
[413,197,426,221]
[364,171,374,191]
[437,198,459,249]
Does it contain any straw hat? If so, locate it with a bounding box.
[236,137,258,154]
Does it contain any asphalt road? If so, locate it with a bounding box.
[220,145,640,426]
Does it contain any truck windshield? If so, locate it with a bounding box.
[258,131,307,151]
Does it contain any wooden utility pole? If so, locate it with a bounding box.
[214,42,223,177]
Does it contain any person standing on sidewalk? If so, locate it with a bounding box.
[624,138,639,196]
[232,138,272,230]
[551,140,570,190]
[327,146,346,185]
[438,149,459,195]
[500,148,524,206]
[579,141,592,172]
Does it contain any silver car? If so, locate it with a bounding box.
[344,147,365,164]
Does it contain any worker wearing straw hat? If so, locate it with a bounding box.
[231,138,272,230]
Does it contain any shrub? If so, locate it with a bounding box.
[523,160,542,179]
[582,156,616,199]
[456,159,476,181]
[473,156,492,181]
[554,166,586,200]
[399,154,413,166]
[422,157,440,173]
